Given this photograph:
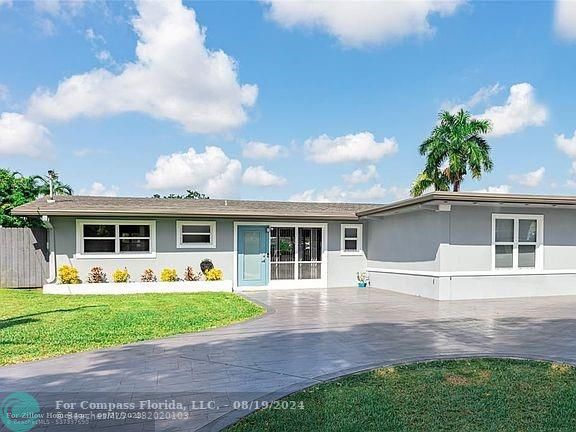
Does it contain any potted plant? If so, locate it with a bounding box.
[200,258,214,275]
[357,272,369,288]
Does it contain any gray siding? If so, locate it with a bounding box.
[366,204,576,300]
[52,217,235,283]
[366,210,448,271]
[326,221,366,288]
[445,206,576,272]
[50,216,363,287]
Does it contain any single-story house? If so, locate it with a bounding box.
[12,192,576,300]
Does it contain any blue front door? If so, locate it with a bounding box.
[238,226,269,287]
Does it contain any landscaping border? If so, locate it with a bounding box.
[43,280,233,295]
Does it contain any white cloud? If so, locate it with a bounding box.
[27,0,258,134]
[79,182,119,197]
[477,83,548,137]
[509,167,545,187]
[0,112,52,157]
[474,185,511,194]
[85,28,104,43]
[33,0,86,17]
[305,132,397,164]
[342,164,378,184]
[0,0,12,8]
[73,147,108,157]
[242,141,287,160]
[555,0,576,40]
[145,146,242,198]
[387,186,411,201]
[467,83,504,108]
[242,166,287,187]
[443,83,504,112]
[290,183,395,203]
[262,0,464,47]
[556,130,576,158]
[95,50,113,63]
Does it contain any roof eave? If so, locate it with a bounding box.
[11,208,360,221]
[357,192,576,217]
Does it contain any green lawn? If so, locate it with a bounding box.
[0,289,263,365]
[229,358,576,432]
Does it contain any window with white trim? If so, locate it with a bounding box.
[492,214,543,270]
[341,224,363,254]
[78,221,155,256]
[177,221,216,248]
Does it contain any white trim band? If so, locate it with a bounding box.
[366,267,576,278]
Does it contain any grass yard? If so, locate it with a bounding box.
[0,289,264,365]
[229,358,576,432]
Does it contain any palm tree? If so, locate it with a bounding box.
[411,109,493,196]
[32,171,73,196]
[410,169,450,197]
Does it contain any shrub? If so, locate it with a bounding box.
[205,268,223,281]
[58,265,81,284]
[86,266,107,283]
[140,268,157,282]
[112,268,130,283]
[183,266,202,282]
[160,268,179,282]
[200,258,214,274]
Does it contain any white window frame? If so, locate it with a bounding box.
[341,223,363,255]
[76,220,156,259]
[491,214,543,271]
[176,221,216,249]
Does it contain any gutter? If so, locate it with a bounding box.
[11,208,363,221]
[41,215,57,284]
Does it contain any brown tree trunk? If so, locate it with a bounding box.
[453,180,461,192]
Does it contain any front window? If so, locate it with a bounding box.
[177,221,216,248]
[493,215,542,270]
[79,221,155,256]
[341,224,363,254]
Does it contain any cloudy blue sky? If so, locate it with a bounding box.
[0,0,575,202]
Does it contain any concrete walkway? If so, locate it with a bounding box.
[2,288,576,431]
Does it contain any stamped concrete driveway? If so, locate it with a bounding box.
[2,287,576,431]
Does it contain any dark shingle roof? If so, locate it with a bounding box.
[12,196,381,221]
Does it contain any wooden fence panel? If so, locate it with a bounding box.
[0,227,49,288]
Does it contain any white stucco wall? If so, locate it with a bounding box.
[366,204,576,300]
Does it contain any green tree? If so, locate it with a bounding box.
[152,190,209,199]
[410,170,451,197]
[32,171,73,196]
[411,109,493,197]
[0,169,73,227]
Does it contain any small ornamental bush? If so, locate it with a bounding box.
[183,266,202,281]
[58,265,81,284]
[200,258,214,274]
[160,268,179,282]
[205,268,223,281]
[112,268,130,283]
[140,268,157,282]
[87,266,107,283]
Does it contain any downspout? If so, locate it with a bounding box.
[41,215,57,284]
